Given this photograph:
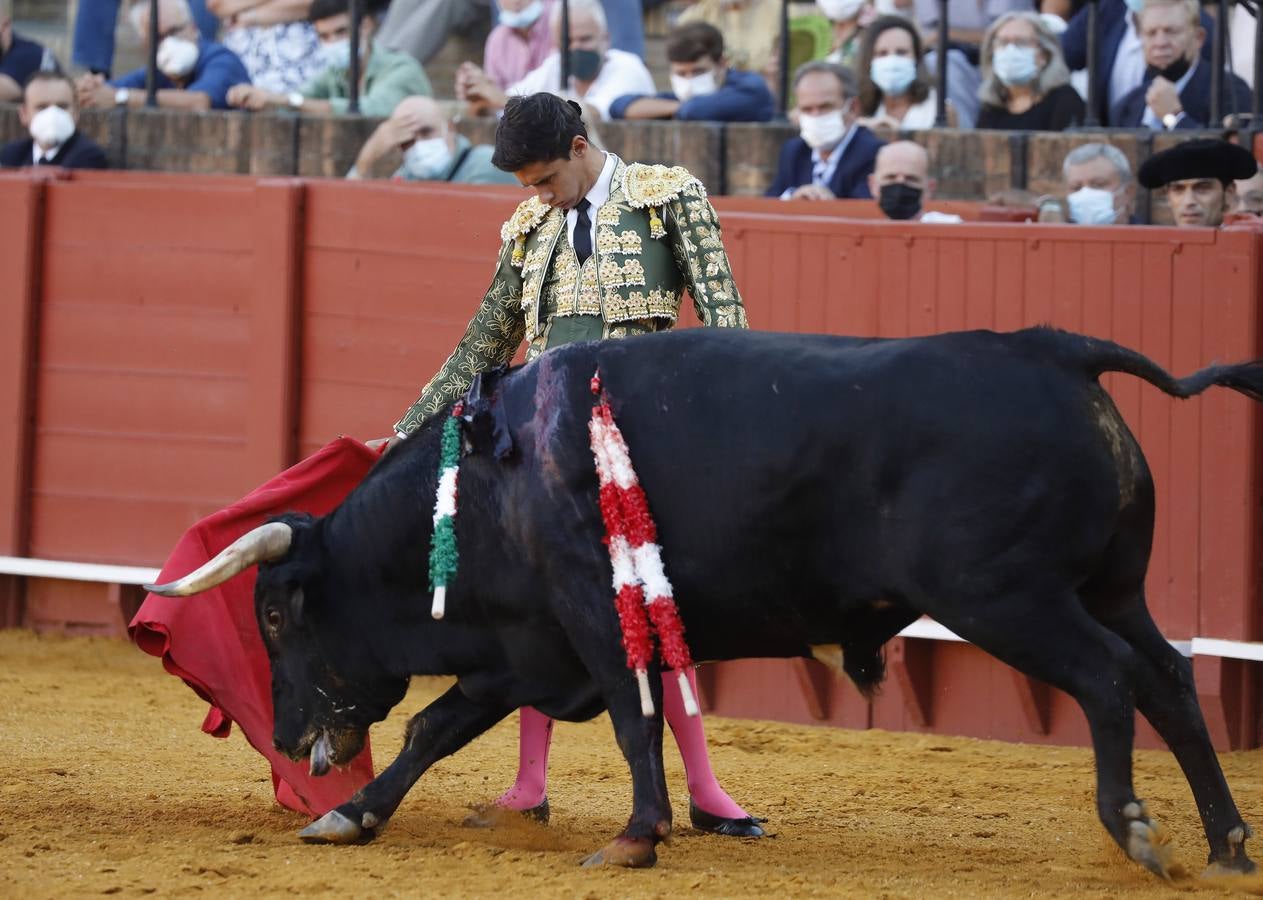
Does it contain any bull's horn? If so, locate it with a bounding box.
[143,522,293,597]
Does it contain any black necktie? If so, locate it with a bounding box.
[573,199,592,266]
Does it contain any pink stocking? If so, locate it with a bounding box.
[494,706,552,810]
[663,667,750,819]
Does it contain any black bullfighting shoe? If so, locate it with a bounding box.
[462,797,550,828]
[689,799,767,837]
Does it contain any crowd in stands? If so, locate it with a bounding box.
[1,0,1261,229]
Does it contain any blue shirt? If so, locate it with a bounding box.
[1,33,58,86]
[607,68,775,122]
[111,39,251,109]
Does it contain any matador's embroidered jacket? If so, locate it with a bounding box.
[393,155,749,434]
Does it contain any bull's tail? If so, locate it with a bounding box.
[1036,328,1263,403]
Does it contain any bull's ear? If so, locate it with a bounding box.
[289,587,306,628]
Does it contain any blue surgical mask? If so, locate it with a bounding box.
[320,37,351,71]
[992,43,1040,87]
[1067,186,1121,225]
[1124,0,1144,13]
[870,55,917,97]
[499,0,544,29]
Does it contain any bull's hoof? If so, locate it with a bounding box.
[580,836,657,869]
[1123,801,1173,880]
[462,798,550,828]
[1203,824,1257,878]
[299,810,371,845]
[689,799,767,838]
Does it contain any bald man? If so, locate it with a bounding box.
[75,0,249,110]
[348,96,518,184]
[867,140,962,222]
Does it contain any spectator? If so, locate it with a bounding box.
[676,0,781,84]
[0,0,59,103]
[867,140,962,220]
[856,15,948,130]
[1234,164,1263,217]
[1,72,108,169]
[475,0,554,91]
[766,61,884,200]
[609,22,775,121]
[976,12,1085,130]
[214,0,326,94]
[866,0,980,127]
[459,0,654,121]
[347,95,519,183]
[1137,138,1257,228]
[1109,0,1250,129]
[1061,142,1136,225]
[226,0,432,116]
[375,0,489,66]
[72,0,218,77]
[76,0,250,111]
[818,0,867,70]
[1061,0,1216,125]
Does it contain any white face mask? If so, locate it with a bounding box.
[499,0,544,29]
[28,105,76,150]
[992,43,1040,87]
[670,70,718,103]
[157,35,200,79]
[817,0,865,22]
[320,37,352,71]
[870,55,917,96]
[1067,185,1121,225]
[402,136,453,180]
[799,109,848,150]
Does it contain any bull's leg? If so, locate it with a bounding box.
[300,684,512,845]
[1096,599,1255,876]
[930,594,1173,878]
[580,668,672,868]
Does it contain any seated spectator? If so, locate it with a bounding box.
[609,22,775,122]
[347,95,519,183]
[856,15,949,131]
[866,0,981,127]
[0,0,59,103]
[1234,163,1263,217]
[473,0,553,91]
[76,0,250,111]
[976,12,1085,130]
[227,0,432,116]
[676,0,781,90]
[818,0,867,71]
[72,0,218,77]
[1137,138,1258,228]
[767,61,884,200]
[1,72,108,169]
[1061,142,1136,225]
[1110,0,1250,130]
[459,0,654,121]
[1061,0,1216,126]
[867,140,961,220]
[214,0,326,94]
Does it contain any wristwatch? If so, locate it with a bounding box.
[1162,110,1184,130]
[287,91,305,110]
[114,87,130,107]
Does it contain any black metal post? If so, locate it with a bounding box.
[935,0,948,125]
[1084,0,1100,126]
[1211,0,1228,125]
[348,0,361,114]
[145,0,159,107]
[1255,0,1263,118]
[560,0,571,90]
[779,0,790,117]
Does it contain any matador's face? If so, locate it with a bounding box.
[514,136,594,211]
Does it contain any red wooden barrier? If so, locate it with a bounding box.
[5,171,1262,748]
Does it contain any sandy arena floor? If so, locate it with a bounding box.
[5,630,1263,898]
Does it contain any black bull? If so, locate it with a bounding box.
[148,327,1263,877]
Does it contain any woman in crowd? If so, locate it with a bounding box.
[855,15,949,130]
[976,10,1084,130]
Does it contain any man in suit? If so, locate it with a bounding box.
[1,72,108,169]
[766,60,884,201]
[1061,0,1215,126]
[1109,0,1250,129]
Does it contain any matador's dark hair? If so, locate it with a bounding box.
[491,93,588,173]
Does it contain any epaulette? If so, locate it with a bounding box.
[500,196,550,244]
[622,163,704,209]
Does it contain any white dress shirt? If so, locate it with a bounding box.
[32,142,60,165]
[1109,15,1146,108]
[567,150,616,253]
[508,48,656,121]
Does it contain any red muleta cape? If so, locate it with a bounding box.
[129,437,380,817]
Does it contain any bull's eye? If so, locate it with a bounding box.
[265,608,283,631]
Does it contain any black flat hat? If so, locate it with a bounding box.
[1138,139,1259,189]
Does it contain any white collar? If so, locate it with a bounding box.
[582,150,616,210]
[32,142,59,164]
